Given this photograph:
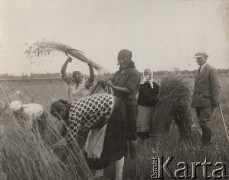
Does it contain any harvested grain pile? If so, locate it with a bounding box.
[0,113,92,180]
[151,73,193,137]
[25,40,103,71]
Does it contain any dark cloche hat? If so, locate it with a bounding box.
[118,49,132,60]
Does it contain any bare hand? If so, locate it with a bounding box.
[87,63,92,67]
[67,57,72,62]
[212,107,217,114]
[210,107,217,121]
[106,80,113,87]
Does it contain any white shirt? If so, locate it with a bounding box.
[62,74,93,102]
[68,79,90,102]
[199,62,207,73]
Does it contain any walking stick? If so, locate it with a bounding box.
[219,105,229,144]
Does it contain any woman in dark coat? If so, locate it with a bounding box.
[137,69,159,141]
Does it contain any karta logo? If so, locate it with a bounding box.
[151,156,228,179]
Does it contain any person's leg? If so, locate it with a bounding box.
[126,104,138,159]
[197,107,213,146]
[129,140,138,159]
[195,108,200,119]
[137,132,149,147]
[115,156,124,180]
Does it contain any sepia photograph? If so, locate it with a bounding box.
[0,0,229,179]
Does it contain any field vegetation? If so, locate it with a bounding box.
[0,73,228,180]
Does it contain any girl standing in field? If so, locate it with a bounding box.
[61,57,94,102]
[136,69,159,143]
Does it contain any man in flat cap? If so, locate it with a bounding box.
[107,49,140,158]
[191,52,221,146]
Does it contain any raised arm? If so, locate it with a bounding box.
[87,63,95,83]
[85,63,95,89]
[61,57,72,76]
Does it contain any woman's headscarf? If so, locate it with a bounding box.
[9,100,22,112]
[142,68,154,88]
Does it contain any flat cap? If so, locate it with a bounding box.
[194,52,209,58]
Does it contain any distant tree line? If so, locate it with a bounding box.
[153,68,229,78]
[0,73,61,79]
[0,68,229,79]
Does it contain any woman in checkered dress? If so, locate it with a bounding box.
[50,93,127,179]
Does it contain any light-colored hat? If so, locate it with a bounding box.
[194,52,209,58]
[9,100,22,112]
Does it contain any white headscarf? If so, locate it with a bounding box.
[142,68,154,88]
[9,100,44,130]
[9,100,23,112]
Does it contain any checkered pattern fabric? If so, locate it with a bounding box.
[66,93,115,144]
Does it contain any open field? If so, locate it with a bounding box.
[0,75,229,180]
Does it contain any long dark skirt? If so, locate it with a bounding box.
[85,97,128,170]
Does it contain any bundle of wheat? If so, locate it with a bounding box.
[25,40,103,71]
[151,73,192,137]
[0,113,92,180]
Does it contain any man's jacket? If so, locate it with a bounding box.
[191,64,221,108]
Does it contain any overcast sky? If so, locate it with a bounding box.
[0,0,229,75]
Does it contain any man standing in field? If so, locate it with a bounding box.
[191,52,221,146]
[61,57,94,102]
[106,49,140,158]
